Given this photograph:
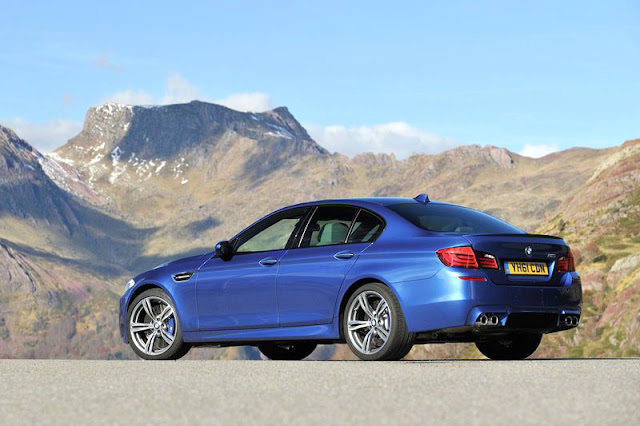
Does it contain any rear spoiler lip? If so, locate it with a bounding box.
[461,233,565,240]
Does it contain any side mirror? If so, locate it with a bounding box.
[215,240,233,260]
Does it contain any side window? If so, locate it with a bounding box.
[348,210,384,243]
[235,208,308,254]
[300,206,358,248]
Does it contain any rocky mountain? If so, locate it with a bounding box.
[53,102,325,194]
[0,101,638,360]
[47,102,332,261]
[0,127,131,358]
[0,125,83,240]
[533,139,640,358]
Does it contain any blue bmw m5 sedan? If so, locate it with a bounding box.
[119,195,581,361]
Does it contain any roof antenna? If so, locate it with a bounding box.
[414,193,430,204]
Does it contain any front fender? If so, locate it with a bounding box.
[120,272,198,339]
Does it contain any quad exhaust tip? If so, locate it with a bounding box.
[476,313,500,326]
[564,315,579,327]
[477,313,578,327]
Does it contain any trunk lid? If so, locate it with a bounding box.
[463,233,570,286]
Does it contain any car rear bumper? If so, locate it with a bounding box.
[392,268,582,334]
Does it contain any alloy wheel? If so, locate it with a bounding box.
[346,290,391,355]
[129,296,176,356]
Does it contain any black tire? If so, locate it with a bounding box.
[127,288,191,360]
[394,341,415,360]
[343,282,414,361]
[475,333,542,360]
[258,342,317,360]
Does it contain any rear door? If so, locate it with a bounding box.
[276,206,384,326]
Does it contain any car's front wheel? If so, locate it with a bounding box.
[258,342,317,360]
[343,283,414,361]
[475,333,542,360]
[127,288,191,360]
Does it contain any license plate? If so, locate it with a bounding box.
[505,261,548,275]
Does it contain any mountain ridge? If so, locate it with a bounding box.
[0,102,638,360]
[0,125,83,237]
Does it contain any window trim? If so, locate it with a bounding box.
[293,204,386,249]
[346,208,385,244]
[296,205,359,248]
[345,209,361,242]
[295,205,319,248]
[231,206,311,256]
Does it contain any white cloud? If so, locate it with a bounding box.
[160,73,203,105]
[519,143,558,158]
[214,92,273,112]
[105,89,155,105]
[0,118,82,153]
[93,52,122,72]
[306,122,459,159]
[103,73,273,112]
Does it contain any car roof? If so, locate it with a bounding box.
[233,196,456,242]
[286,197,453,209]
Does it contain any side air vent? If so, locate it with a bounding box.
[172,271,194,282]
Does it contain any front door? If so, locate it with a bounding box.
[196,207,309,331]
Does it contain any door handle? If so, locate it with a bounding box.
[334,250,355,260]
[259,258,278,266]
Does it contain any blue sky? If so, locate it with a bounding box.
[1,0,638,158]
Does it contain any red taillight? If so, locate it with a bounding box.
[437,246,499,270]
[556,249,575,273]
[437,246,479,268]
[477,254,499,269]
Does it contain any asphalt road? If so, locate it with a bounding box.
[0,359,638,425]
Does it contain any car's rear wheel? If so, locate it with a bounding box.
[127,288,191,360]
[343,283,414,361]
[475,333,542,360]
[258,342,317,360]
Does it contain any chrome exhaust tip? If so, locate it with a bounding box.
[564,316,572,326]
[572,316,579,326]
[476,314,488,325]
[476,313,500,326]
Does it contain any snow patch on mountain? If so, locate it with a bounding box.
[265,122,294,140]
[109,146,126,184]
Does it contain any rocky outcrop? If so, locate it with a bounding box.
[0,126,82,235]
[352,152,398,167]
[442,144,515,169]
[51,101,329,191]
[0,241,37,293]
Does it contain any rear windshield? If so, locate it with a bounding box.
[388,203,523,234]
